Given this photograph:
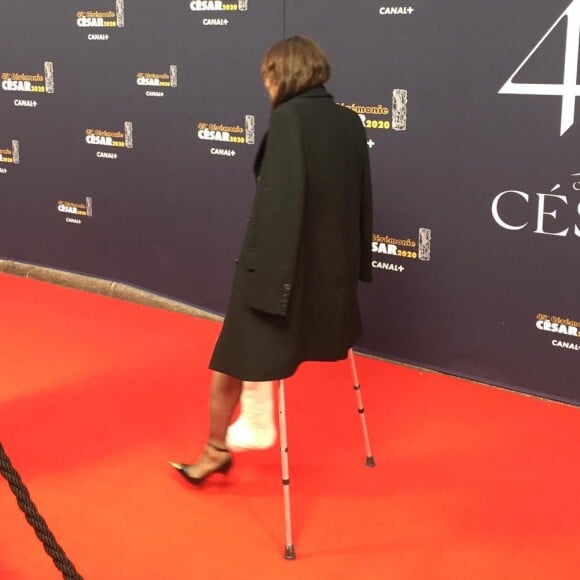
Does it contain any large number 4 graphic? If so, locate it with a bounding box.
[499,0,580,136]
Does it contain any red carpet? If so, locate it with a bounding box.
[1,272,579,579]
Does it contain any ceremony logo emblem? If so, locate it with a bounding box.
[499,0,580,136]
[492,171,580,239]
[188,0,249,27]
[57,196,93,225]
[340,90,408,147]
[136,66,178,98]
[85,122,133,160]
[1,62,54,107]
[0,140,20,174]
[197,114,255,157]
[535,312,580,353]
[76,0,125,40]
[371,227,431,273]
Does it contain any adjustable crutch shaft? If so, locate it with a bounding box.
[278,379,296,559]
[348,349,375,467]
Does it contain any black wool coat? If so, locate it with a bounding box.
[209,86,373,381]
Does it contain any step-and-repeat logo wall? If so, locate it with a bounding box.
[1,0,578,404]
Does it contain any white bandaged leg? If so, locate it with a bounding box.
[226,381,276,451]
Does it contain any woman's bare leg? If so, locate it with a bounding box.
[208,371,243,445]
[182,371,242,478]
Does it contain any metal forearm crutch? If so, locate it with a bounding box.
[348,348,375,467]
[277,350,375,560]
[277,378,296,559]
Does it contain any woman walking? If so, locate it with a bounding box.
[171,35,373,483]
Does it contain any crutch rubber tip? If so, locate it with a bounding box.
[284,545,297,560]
[365,456,376,468]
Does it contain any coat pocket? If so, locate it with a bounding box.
[244,248,257,272]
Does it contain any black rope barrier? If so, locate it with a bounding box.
[0,442,84,580]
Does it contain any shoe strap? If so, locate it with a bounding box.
[207,441,229,453]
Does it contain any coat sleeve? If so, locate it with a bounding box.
[359,130,373,283]
[246,106,305,317]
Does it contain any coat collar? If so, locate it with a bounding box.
[294,85,333,100]
[253,86,333,177]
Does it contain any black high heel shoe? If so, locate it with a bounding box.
[169,442,233,486]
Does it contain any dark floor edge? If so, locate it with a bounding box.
[0,258,223,322]
[357,348,579,409]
